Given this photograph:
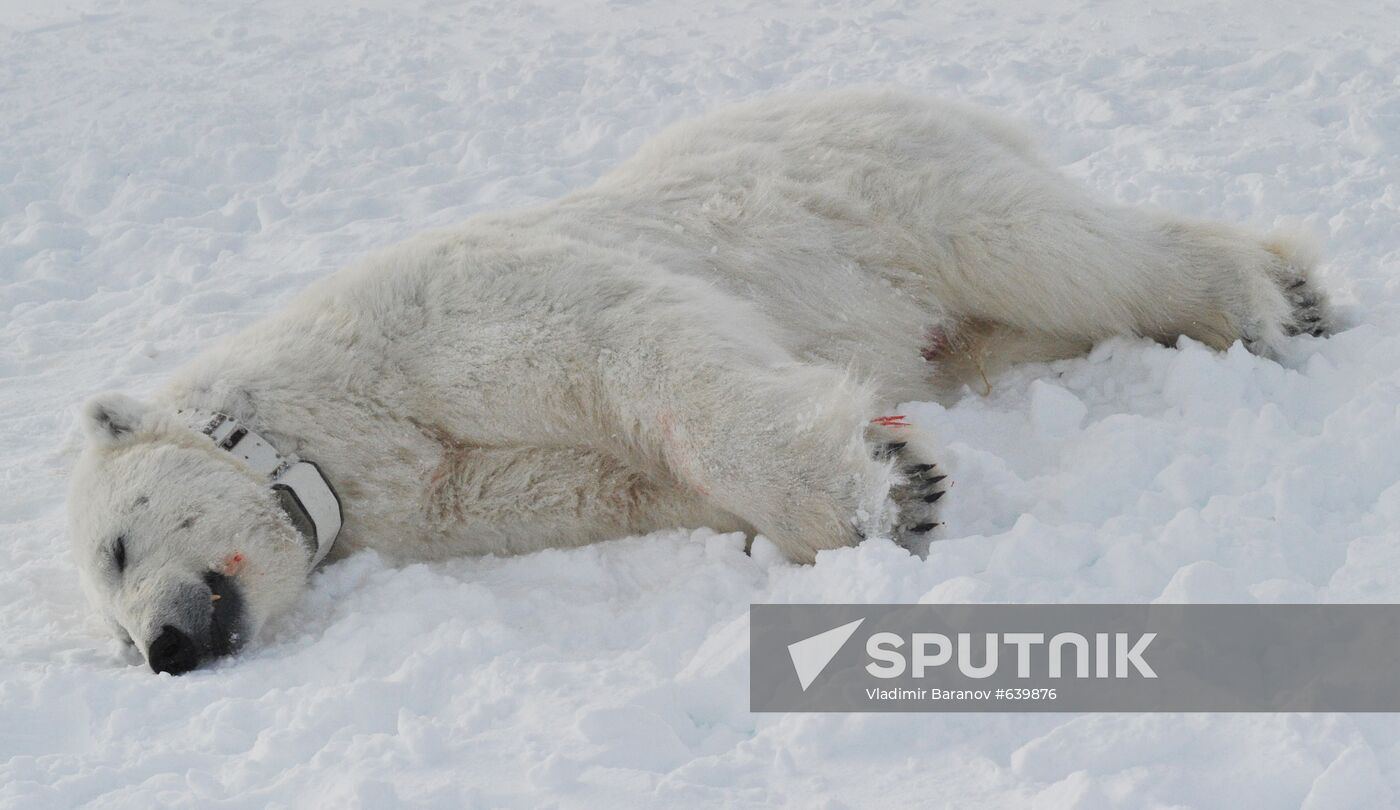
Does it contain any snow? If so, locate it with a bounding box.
[3,0,1400,806]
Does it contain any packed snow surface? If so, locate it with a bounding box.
[4,0,1400,806]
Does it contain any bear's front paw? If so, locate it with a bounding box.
[865,415,948,552]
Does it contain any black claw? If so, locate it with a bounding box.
[876,441,907,460]
[1309,326,1326,337]
[924,490,945,503]
[925,474,948,486]
[1288,279,1307,290]
[909,522,937,534]
[907,463,934,474]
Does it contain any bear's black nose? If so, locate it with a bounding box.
[148,625,200,675]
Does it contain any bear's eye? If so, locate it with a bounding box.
[113,535,127,574]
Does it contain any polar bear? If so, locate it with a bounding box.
[68,90,1330,673]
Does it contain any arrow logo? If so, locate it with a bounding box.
[788,618,865,690]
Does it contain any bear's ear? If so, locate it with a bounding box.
[80,392,153,446]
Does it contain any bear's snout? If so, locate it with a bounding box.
[141,571,246,674]
[148,625,199,675]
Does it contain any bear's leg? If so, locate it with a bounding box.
[930,216,1330,375]
[417,442,751,554]
[1082,220,1334,358]
[604,358,948,563]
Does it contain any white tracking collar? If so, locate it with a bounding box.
[180,410,343,568]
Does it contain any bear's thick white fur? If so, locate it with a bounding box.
[69,90,1329,663]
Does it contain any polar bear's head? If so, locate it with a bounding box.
[69,393,311,674]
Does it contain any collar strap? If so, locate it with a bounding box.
[179,410,342,568]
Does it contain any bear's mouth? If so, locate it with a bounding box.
[203,570,246,658]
